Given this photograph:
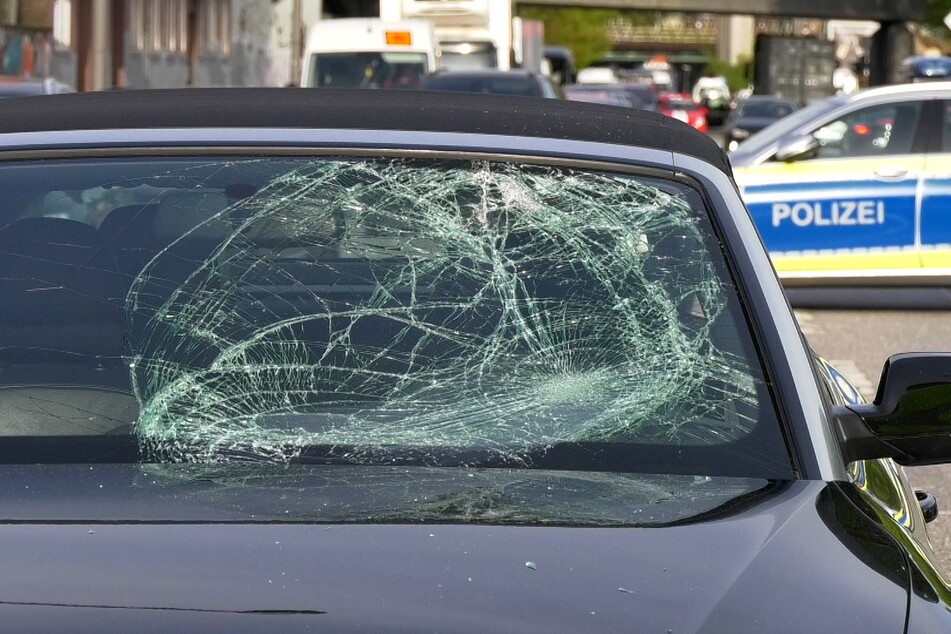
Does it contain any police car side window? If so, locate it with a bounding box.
[811,102,922,160]
[942,103,951,151]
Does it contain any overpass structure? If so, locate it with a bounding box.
[518,0,927,84]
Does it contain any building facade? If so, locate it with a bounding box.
[1,0,278,91]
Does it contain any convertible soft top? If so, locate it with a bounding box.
[0,88,731,175]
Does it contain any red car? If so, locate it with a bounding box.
[657,92,709,133]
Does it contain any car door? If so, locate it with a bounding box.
[812,354,947,589]
[739,99,927,278]
[918,99,951,271]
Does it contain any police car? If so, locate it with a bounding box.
[730,82,951,286]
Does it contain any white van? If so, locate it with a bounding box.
[301,18,439,89]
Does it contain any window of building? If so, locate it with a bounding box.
[200,0,231,56]
[129,0,145,51]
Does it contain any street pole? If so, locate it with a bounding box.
[91,0,111,90]
[290,0,302,86]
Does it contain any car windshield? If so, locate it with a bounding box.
[563,86,636,107]
[420,75,542,96]
[439,43,498,70]
[620,85,657,109]
[0,156,791,479]
[309,52,428,88]
[664,97,696,110]
[736,100,794,119]
[730,95,846,161]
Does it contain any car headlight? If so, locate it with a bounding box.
[732,128,750,140]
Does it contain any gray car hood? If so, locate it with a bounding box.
[0,465,914,632]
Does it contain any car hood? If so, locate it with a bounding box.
[0,465,912,632]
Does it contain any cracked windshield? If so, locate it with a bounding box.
[0,156,791,481]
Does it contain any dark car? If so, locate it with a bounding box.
[562,83,639,108]
[1,88,951,631]
[723,95,797,151]
[543,45,576,85]
[418,69,559,98]
[693,76,731,125]
[561,82,658,111]
[616,82,658,111]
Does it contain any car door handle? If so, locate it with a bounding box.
[874,167,909,179]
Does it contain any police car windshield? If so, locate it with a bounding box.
[729,96,846,162]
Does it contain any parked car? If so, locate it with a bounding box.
[656,91,709,132]
[575,66,618,85]
[1,88,951,630]
[543,45,576,85]
[561,84,644,110]
[566,83,658,111]
[723,95,797,151]
[730,81,951,287]
[562,84,639,108]
[615,81,658,111]
[0,77,73,98]
[692,75,731,124]
[418,69,559,98]
[898,55,951,83]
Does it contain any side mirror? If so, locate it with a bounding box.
[774,134,819,163]
[835,353,951,466]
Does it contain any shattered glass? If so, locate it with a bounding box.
[0,156,790,478]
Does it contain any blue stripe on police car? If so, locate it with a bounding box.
[738,171,918,253]
[768,200,885,228]
[744,193,915,253]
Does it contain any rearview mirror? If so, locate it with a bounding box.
[774,134,819,163]
[835,353,951,466]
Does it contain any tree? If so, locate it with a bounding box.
[518,7,620,69]
[924,0,950,37]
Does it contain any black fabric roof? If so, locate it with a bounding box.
[0,88,731,175]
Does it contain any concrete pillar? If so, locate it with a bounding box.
[717,15,755,66]
[868,21,913,85]
[90,0,111,90]
[290,0,302,85]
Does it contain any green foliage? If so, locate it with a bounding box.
[925,0,951,35]
[518,7,620,69]
[703,55,752,93]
